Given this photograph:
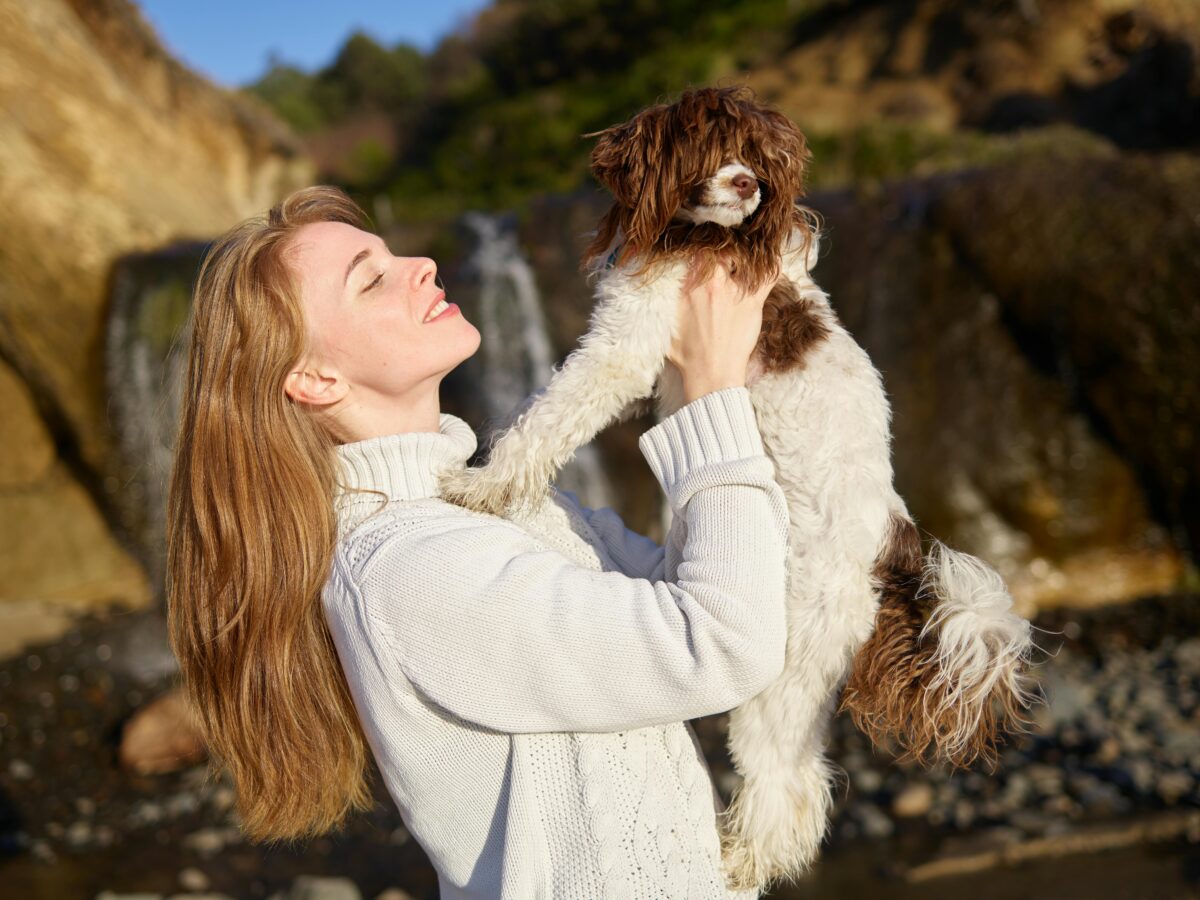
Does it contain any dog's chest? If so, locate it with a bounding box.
[595,263,690,332]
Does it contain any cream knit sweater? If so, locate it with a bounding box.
[322,386,790,899]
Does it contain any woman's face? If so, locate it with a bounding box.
[284,221,480,412]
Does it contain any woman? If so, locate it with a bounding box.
[167,184,791,899]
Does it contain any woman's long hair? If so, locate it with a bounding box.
[166,185,374,844]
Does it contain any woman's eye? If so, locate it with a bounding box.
[364,271,383,292]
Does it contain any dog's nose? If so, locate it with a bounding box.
[731,174,758,199]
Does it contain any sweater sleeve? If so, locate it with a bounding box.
[352,386,790,734]
[553,488,667,581]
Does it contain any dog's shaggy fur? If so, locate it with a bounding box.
[438,86,1045,892]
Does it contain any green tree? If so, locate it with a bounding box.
[314,31,427,118]
[243,54,325,133]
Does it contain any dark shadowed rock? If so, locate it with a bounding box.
[930,151,1200,563]
[804,152,1193,610]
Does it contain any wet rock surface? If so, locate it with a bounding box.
[1,593,1197,898]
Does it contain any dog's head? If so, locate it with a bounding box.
[583,85,815,285]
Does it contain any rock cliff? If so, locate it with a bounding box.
[0,0,313,634]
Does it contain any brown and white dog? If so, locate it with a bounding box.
[439,86,1044,891]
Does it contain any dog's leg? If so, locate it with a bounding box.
[721,681,842,891]
[718,554,873,891]
[835,505,1043,772]
[913,541,1042,767]
[439,265,684,516]
[846,537,1042,770]
[718,353,893,891]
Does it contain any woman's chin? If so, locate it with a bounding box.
[443,328,483,372]
[461,322,483,355]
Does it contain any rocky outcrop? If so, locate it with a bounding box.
[0,356,147,647]
[931,150,1200,569]
[745,0,1199,149]
[0,0,313,631]
[813,150,1195,610]
[483,139,1194,613]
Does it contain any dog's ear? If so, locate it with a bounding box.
[587,118,646,208]
[587,104,686,253]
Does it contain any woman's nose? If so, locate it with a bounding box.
[409,258,437,291]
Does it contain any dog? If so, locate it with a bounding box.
[438,85,1044,892]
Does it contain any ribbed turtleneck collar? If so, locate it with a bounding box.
[333,413,478,530]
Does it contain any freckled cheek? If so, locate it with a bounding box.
[355,326,419,371]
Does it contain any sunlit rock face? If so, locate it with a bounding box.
[0,356,148,648]
[0,0,313,618]
[742,0,1199,149]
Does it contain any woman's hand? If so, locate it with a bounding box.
[668,256,777,404]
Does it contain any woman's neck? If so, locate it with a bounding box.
[330,385,443,443]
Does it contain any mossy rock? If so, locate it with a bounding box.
[930,150,1200,560]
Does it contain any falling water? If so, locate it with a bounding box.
[105,246,202,604]
[459,211,615,511]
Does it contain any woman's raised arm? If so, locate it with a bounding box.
[553,488,668,582]
[332,386,790,734]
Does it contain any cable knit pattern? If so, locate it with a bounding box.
[322,387,786,898]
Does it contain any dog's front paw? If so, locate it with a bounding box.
[436,465,513,516]
[437,464,550,517]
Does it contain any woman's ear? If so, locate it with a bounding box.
[284,361,349,408]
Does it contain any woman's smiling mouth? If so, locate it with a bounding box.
[422,291,458,323]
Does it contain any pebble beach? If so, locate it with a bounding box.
[1,592,1197,899]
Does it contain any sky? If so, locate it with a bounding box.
[137,1,490,88]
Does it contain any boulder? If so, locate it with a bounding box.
[118,686,207,775]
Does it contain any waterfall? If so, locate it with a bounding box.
[459,211,615,511]
[105,245,203,605]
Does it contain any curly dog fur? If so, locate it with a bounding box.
[438,86,1045,892]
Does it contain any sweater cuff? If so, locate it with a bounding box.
[638,386,766,497]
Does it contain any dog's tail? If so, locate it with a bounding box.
[838,514,1045,770]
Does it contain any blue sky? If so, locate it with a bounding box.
[138,1,490,87]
